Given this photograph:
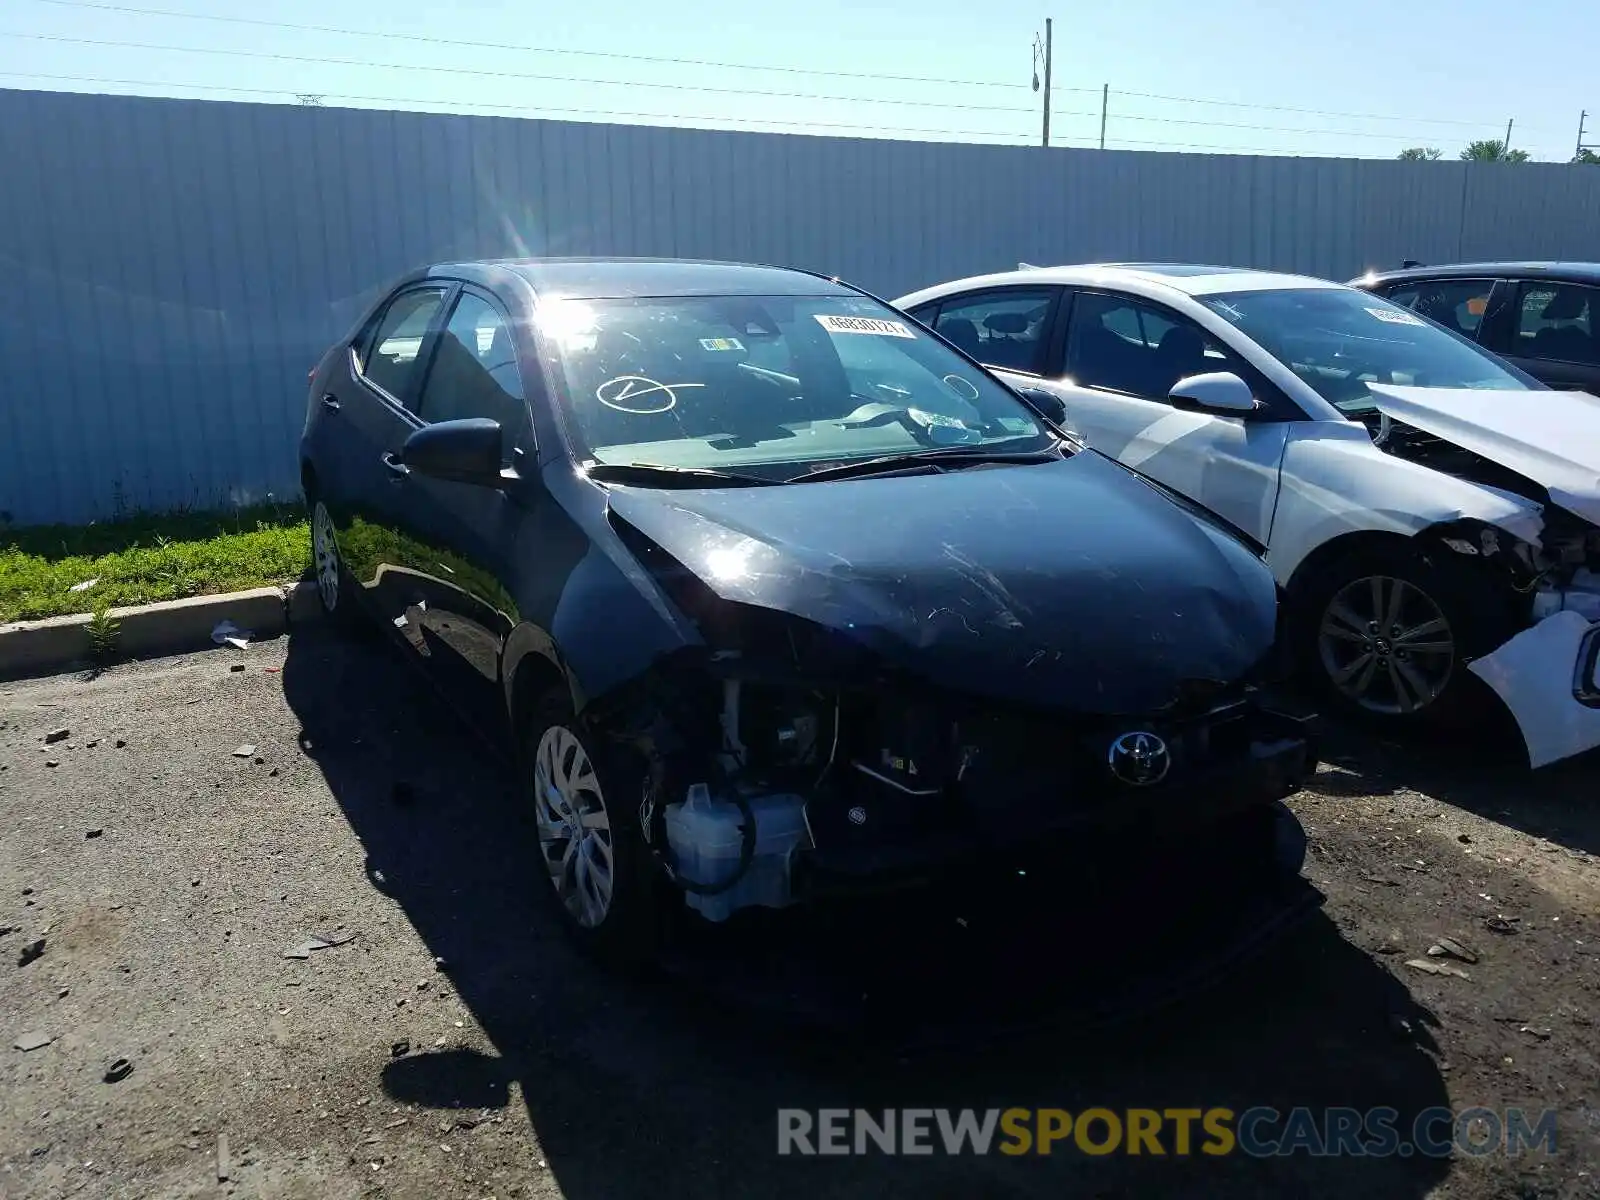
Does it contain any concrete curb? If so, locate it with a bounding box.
[0,581,323,681]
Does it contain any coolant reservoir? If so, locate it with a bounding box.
[664,784,809,922]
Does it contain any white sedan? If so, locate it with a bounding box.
[894,264,1600,766]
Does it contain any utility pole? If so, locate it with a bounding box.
[1099,83,1108,149]
[1031,19,1052,148]
[1578,110,1592,160]
[1504,117,1515,155]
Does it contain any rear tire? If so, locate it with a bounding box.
[519,685,666,966]
[1291,540,1523,731]
[308,498,365,632]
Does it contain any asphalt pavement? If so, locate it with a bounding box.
[1,626,1596,1199]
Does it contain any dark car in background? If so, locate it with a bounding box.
[299,257,1317,966]
[1353,261,1600,393]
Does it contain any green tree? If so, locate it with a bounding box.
[1574,149,1600,165]
[1397,147,1443,161]
[1460,139,1530,162]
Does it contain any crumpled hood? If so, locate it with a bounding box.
[605,451,1279,715]
[1369,385,1600,526]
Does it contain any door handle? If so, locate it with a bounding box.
[321,394,341,411]
[381,451,410,479]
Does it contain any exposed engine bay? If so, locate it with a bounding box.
[594,578,1315,923]
[1358,409,1600,623]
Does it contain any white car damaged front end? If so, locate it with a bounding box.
[1363,385,1600,766]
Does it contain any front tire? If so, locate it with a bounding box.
[521,686,664,965]
[1292,541,1523,729]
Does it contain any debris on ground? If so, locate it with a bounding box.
[433,956,448,973]
[44,760,59,769]
[216,1133,231,1182]
[283,930,358,959]
[14,1032,53,1052]
[43,728,69,744]
[102,1057,133,1083]
[391,1040,410,1058]
[1406,957,1471,979]
[85,828,103,839]
[17,938,45,967]
[232,744,256,758]
[1520,1026,1552,1041]
[114,739,126,748]
[68,578,99,593]
[211,620,251,650]
[1429,937,1480,964]
[1485,915,1521,935]
[230,664,246,673]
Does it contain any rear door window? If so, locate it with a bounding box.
[360,288,449,405]
[1512,282,1600,365]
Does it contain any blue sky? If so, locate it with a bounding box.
[1,0,1594,161]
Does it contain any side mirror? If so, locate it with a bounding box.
[400,418,506,487]
[1013,384,1070,428]
[1168,371,1258,416]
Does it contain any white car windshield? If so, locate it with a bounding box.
[1200,287,1541,413]
[537,294,1051,477]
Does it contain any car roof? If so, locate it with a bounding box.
[894,263,1345,307]
[424,256,852,299]
[1356,261,1600,287]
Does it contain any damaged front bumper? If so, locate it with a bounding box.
[794,706,1317,897]
[1469,610,1600,768]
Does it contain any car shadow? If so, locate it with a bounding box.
[280,624,1452,1199]
[1312,713,1600,858]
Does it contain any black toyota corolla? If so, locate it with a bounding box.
[300,257,1317,962]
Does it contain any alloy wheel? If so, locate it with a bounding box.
[312,501,340,613]
[532,724,615,928]
[1317,574,1455,715]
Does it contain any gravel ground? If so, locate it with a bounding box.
[1,627,1597,1199]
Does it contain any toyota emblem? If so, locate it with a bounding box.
[1107,731,1171,786]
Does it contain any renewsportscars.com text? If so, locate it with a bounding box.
[776,1106,1558,1158]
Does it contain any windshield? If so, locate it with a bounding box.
[1199,287,1541,413]
[537,293,1052,478]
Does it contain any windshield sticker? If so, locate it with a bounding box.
[815,313,916,339]
[699,337,745,352]
[1366,306,1426,327]
[595,375,704,415]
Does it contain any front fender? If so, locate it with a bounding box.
[1266,424,1545,585]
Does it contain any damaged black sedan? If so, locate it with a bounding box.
[300,258,1317,961]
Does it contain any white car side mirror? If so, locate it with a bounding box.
[1168,371,1258,416]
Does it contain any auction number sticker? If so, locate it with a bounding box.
[699,337,745,352]
[1365,306,1426,327]
[815,313,916,338]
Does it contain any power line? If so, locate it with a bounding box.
[12,0,1564,138]
[0,32,1547,148]
[0,32,1048,113]
[23,0,1065,91]
[0,73,1036,141]
[1086,108,1504,143]
[0,73,1464,159]
[1116,88,1534,131]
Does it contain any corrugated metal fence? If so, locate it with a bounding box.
[4,87,1600,525]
